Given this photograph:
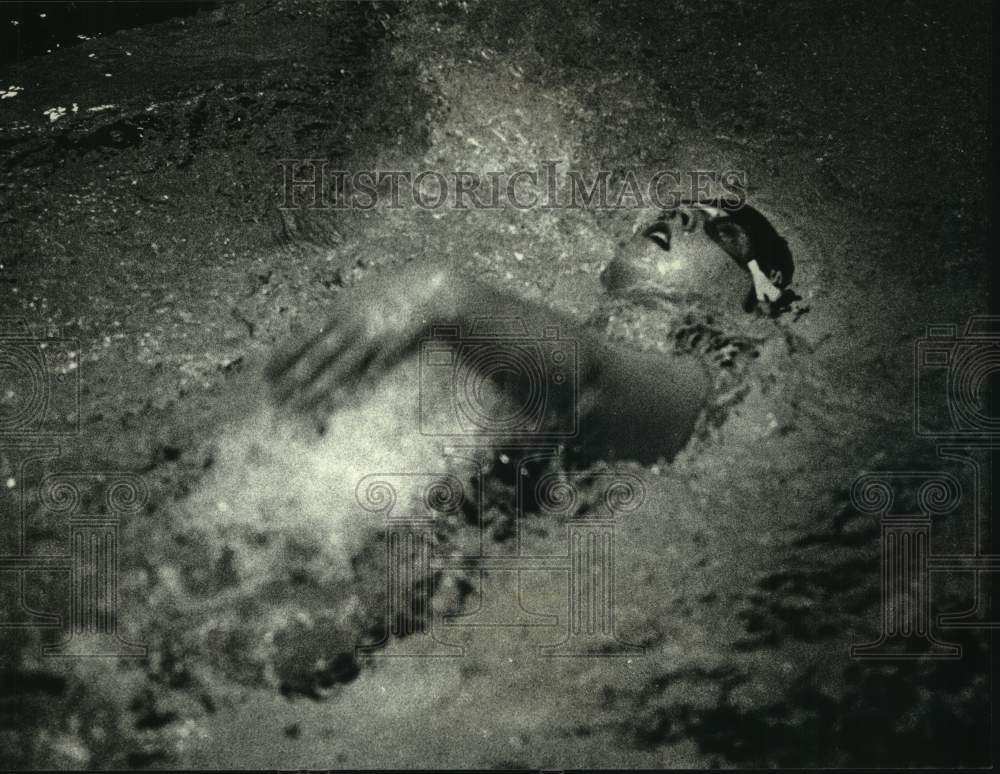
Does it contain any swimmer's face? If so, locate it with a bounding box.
[600,209,747,305]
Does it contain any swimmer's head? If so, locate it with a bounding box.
[600,201,793,312]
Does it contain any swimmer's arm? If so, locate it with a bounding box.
[265,257,707,452]
[266,259,598,413]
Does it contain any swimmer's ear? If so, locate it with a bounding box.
[704,215,754,266]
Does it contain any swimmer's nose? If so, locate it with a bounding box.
[600,256,642,294]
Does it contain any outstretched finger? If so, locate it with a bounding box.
[270,324,354,404]
[286,342,376,415]
[265,325,328,382]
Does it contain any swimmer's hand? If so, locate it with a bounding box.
[266,261,473,417]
